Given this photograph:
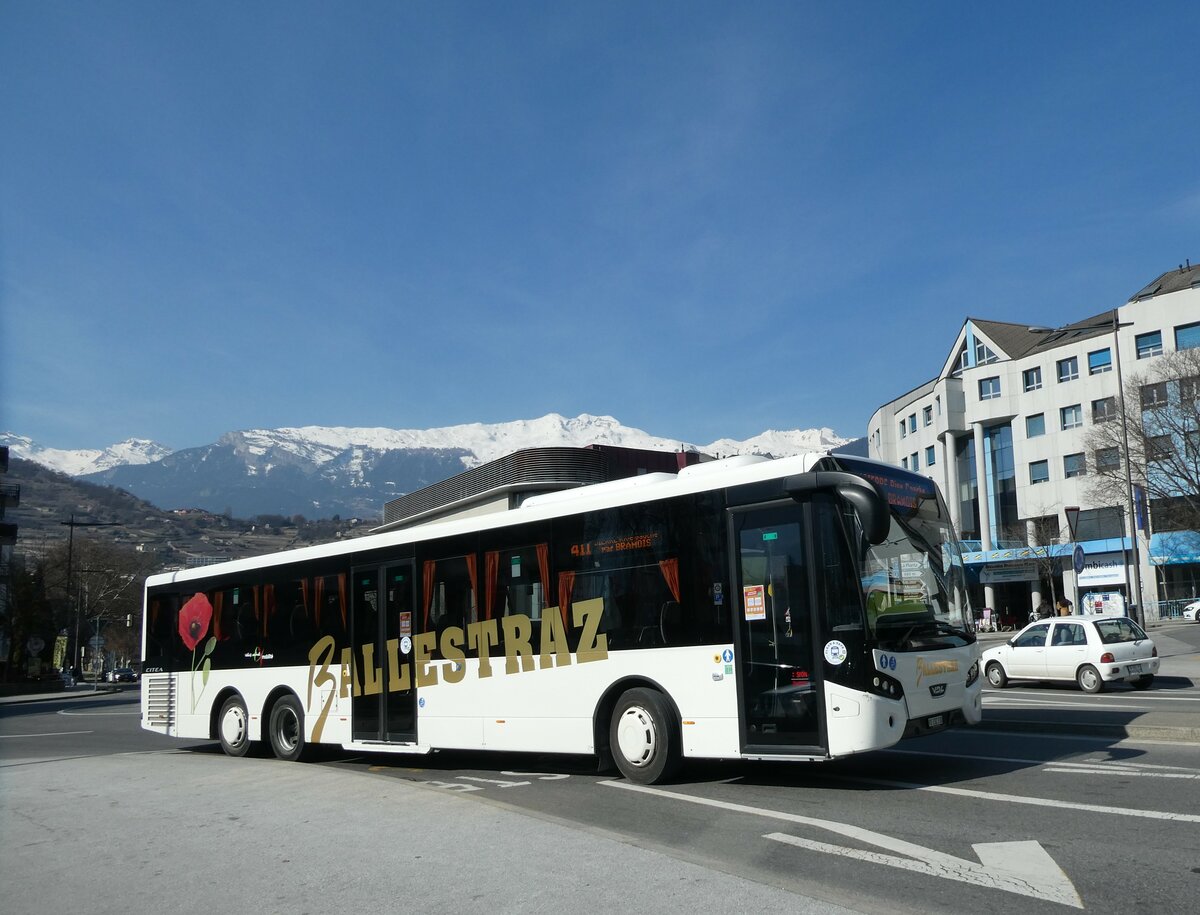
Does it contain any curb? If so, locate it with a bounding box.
[0,686,123,706]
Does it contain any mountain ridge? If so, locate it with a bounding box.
[2,415,857,520]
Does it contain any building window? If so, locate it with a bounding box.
[908,414,917,433]
[1026,413,1045,438]
[1141,382,1168,411]
[911,452,919,469]
[1057,356,1079,382]
[899,420,906,439]
[1087,348,1112,374]
[954,343,969,374]
[975,340,999,365]
[925,445,936,466]
[1136,331,1163,359]
[1022,366,1043,392]
[901,456,908,469]
[1095,447,1120,471]
[1091,396,1116,423]
[1182,376,1200,402]
[923,406,933,427]
[1148,435,1173,462]
[1176,322,1200,351]
[979,376,1001,400]
[1063,453,1086,478]
[1060,404,1083,430]
[1030,460,1049,484]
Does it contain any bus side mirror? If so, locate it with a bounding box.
[784,471,891,545]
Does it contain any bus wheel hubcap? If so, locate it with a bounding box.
[222,707,246,746]
[616,706,656,767]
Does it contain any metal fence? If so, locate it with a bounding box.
[1146,597,1198,622]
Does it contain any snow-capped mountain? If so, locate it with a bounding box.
[3,415,856,520]
[0,433,172,476]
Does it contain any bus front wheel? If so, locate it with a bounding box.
[217,695,252,757]
[610,688,681,784]
[268,695,309,761]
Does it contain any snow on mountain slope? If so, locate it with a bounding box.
[6,414,853,478]
[0,433,172,476]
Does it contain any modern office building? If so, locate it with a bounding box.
[868,263,1200,626]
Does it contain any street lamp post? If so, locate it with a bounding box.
[1027,313,1144,625]
[1109,313,1146,625]
[60,515,122,673]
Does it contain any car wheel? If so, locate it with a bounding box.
[268,695,310,762]
[1076,664,1104,694]
[609,687,682,784]
[985,662,1008,688]
[1131,674,1154,690]
[217,695,252,758]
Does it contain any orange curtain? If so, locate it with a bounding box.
[485,551,500,620]
[536,543,551,616]
[465,554,478,624]
[212,591,225,640]
[313,577,325,630]
[337,574,347,630]
[557,571,575,630]
[263,584,276,637]
[659,559,681,602]
[422,561,436,630]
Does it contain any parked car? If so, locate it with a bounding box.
[1182,600,1200,622]
[982,616,1158,693]
[106,667,137,683]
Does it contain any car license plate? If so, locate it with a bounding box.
[928,715,944,728]
[1128,664,1143,675]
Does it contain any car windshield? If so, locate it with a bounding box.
[1094,619,1148,644]
[833,457,974,650]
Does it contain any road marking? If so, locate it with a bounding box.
[856,777,1200,822]
[765,833,1081,909]
[885,747,1200,777]
[602,781,1082,908]
[458,775,532,788]
[57,709,139,717]
[0,730,94,739]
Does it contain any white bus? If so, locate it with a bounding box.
[141,452,981,783]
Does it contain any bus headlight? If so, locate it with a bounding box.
[870,672,904,700]
[965,660,979,687]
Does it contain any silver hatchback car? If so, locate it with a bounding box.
[982,616,1158,693]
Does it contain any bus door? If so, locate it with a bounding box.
[731,505,824,752]
[351,561,417,743]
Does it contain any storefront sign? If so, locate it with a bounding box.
[980,561,1038,584]
[1077,551,1125,587]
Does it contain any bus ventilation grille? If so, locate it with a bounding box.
[145,675,175,729]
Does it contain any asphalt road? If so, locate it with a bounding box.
[3,625,1199,914]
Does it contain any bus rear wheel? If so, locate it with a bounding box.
[268,695,309,761]
[217,695,252,758]
[610,688,681,784]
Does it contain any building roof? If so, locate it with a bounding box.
[1128,262,1200,301]
[968,310,1116,361]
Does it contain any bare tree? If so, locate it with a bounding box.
[1085,346,1200,534]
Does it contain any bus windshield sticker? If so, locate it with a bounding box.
[743,584,766,621]
[823,640,847,665]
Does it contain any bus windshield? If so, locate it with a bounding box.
[834,457,973,649]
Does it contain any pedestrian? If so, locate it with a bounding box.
[1035,598,1054,620]
[1056,597,1073,616]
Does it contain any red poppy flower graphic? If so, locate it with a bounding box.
[179,593,213,651]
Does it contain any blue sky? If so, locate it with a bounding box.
[2,2,1198,451]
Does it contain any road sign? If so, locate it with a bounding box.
[88,636,106,650]
[1073,544,1085,575]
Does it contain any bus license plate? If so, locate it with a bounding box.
[927,715,944,728]
[1128,664,1143,675]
